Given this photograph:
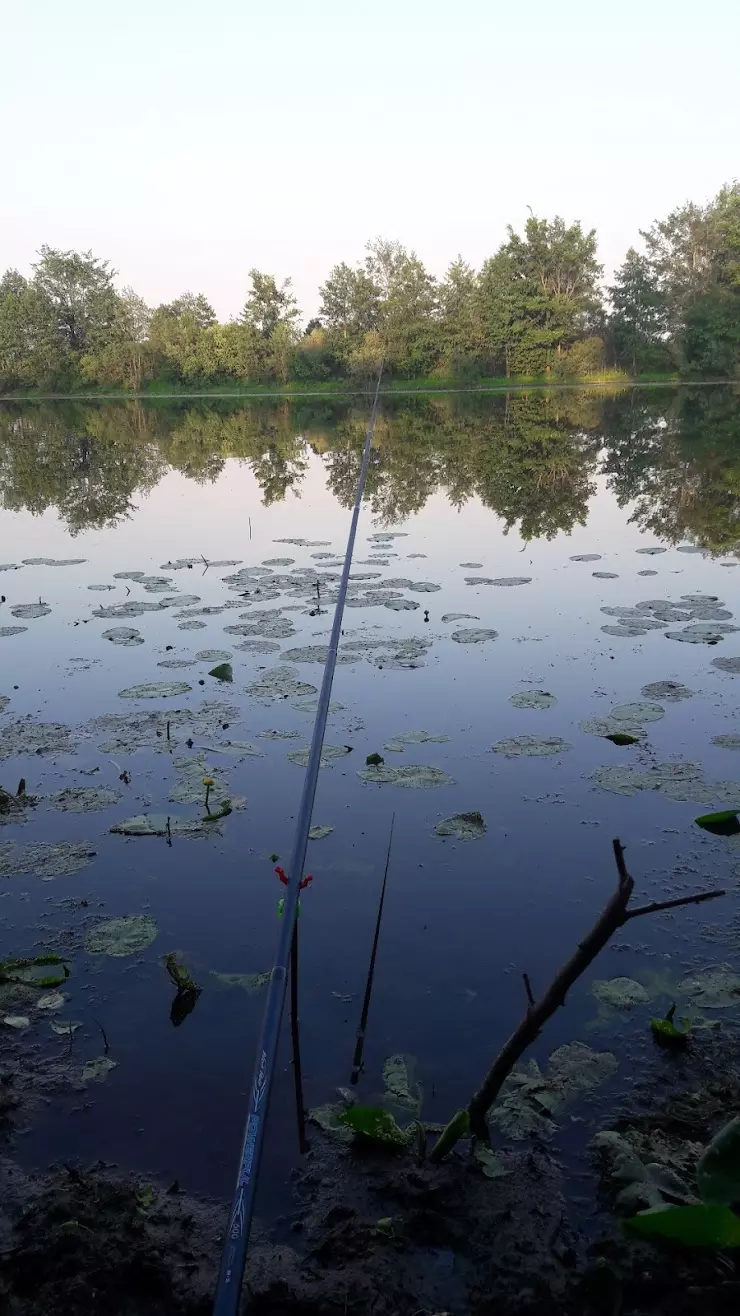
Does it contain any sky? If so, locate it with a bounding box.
[2,0,738,321]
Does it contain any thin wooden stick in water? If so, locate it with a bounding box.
[351,814,396,1084]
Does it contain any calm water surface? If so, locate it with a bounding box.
[1,386,739,1216]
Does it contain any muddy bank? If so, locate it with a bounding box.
[2,1038,740,1316]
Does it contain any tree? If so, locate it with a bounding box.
[438,258,481,373]
[242,270,299,339]
[32,246,120,353]
[364,238,438,376]
[0,275,70,390]
[608,248,668,374]
[319,262,380,345]
[148,293,217,380]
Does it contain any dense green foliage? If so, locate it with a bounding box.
[1,385,738,553]
[0,186,737,393]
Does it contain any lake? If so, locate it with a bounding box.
[1,384,739,1222]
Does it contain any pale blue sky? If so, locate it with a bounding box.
[3,0,738,320]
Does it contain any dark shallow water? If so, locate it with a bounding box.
[1,385,739,1220]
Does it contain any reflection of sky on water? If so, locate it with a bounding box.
[1,429,739,1218]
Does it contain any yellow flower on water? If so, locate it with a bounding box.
[202,777,215,787]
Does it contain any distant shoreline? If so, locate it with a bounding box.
[1,373,730,403]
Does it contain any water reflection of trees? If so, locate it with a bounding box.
[0,387,738,551]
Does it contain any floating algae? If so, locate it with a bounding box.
[492,735,571,757]
[434,812,486,840]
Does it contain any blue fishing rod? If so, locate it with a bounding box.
[213,364,384,1316]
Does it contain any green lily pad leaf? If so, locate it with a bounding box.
[0,840,95,879]
[625,1204,740,1248]
[210,970,271,993]
[366,752,384,766]
[82,1056,118,1084]
[288,744,352,768]
[308,826,334,840]
[101,626,144,646]
[10,603,51,619]
[592,1130,695,1211]
[195,650,233,662]
[118,682,192,699]
[451,628,498,644]
[592,977,650,1009]
[474,1144,511,1179]
[339,1105,409,1146]
[3,1015,30,1029]
[650,1014,690,1048]
[697,1117,740,1205]
[36,992,64,1010]
[434,811,486,840]
[50,1019,82,1035]
[641,681,694,702]
[209,663,233,682]
[110,813,211,837]
[695,810,740,836]
[85,915,158,958]
[382,1054,422,1114]
[606,732,640,746]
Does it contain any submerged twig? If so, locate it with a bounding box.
[523,973,535,1009]
[466,838,725,1140]
[92,1017,110,1054]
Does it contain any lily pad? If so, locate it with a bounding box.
[282,645,356,665]
[85,915,158,958]
[491,1042,617,1139]
[678,966,740,1009]
[636,546,666,555]
[169,754,232,806]
[451,628,498,644]
[696,1117,740,1206]
[712,735,740,750]
[408,581,441,593]
[358,764,454,788]
[592,978,650,1009]
[210,970,271,993]
[638,569,658,576]
[10,604,51,619]
[234,639,282,654]
[0,840,95,879]
[3,1015,30,1029]
[509,690,556,710]
[118,682,192,699]
[491,735,571,757]
[491,577,532,586]
[308,825,334,840]
[157,659,196,669]
[441,613,479,622]
[593,572,619,579]
[666,627,731,644]
[48,787,120,813]
[382,1054,421,1114]
[570,554,602,562]
[263,557,295,566]
[434,812,486,840]
[474,1145,511,1179]
[101,627,144,646]
[50,1020,81,1035]
[0,720,74,759]
[110,813,213,837]
[694,809,740,836]
[196,649,233,661]
[209,663,233,682]
[288,745,352,768]
[0,627,27,637]
[384,730,450,745]
[178,620,206,630]
[82,1056,118,1083]
[247,666,317,702]
[711,657,740,674]
[36,991,64,1011]
[640,681,694,701]
[22,557,86,566]
[460,562,483,568]
[383,598,419,611]
[601,624,654,638]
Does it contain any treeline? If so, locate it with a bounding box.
[2,388,739,549]
[0,183,738,392]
